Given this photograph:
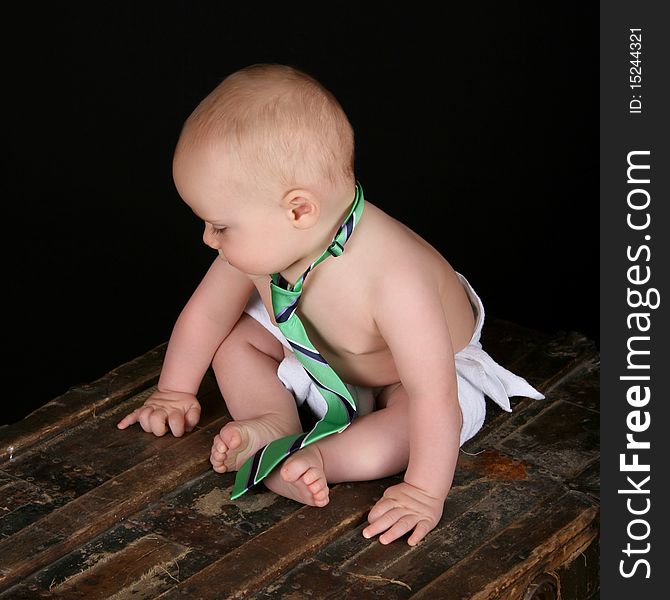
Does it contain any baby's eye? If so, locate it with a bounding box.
[211,225,227,235]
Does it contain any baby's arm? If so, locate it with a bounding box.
[117,257,254,436]
[364,270,463,545]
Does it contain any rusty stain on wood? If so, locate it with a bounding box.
[459,449,528,481]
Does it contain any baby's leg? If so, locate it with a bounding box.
[209,313,302,473]
[263,384,411,504]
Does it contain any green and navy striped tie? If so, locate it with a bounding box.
[231,182,365,499]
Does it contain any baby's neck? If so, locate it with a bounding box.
[278,192,354,286]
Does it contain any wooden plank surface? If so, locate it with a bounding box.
[52,535,191,599]
[0,319,600,599]
[0,344,166,466]
[0,415,226,589]
[410,490,598,600]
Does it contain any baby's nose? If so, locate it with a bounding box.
[203,224,220,250]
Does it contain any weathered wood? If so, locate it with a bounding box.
[410,491,598,600]
[0,415,226,590]
[9,476,300,598]
[0,478,57,540]
[0,343,166,466]
[3,373,221,478]
[52,535,190,599]
[129,471,303,540]
[0,319,599,599]
[0,584,59,599]
[557,358,599,412]
[485,325,596,393]
[0,479,52,516]
[569,460,600,502]
[0,375,226,539]
[5,497,243,599]
[154,480,388,600]
[492,361,599,481]
[498,399,598,479]
[464,331,598,455]
[254,474,567,598]
[552,534,600,600]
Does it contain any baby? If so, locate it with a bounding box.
[117,63,543,546]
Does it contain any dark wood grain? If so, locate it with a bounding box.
[154,480,388,600]
[52,535,190,599]
[0,344,166,466]
[410,491,598,600]
[0,375,227,540]
[0,416,226,590]
[0,320,600,599]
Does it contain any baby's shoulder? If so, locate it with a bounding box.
[358,201,450,281]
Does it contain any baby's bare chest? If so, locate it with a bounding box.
[302,290,381,359]
[254,273,381,357]
[251,270,398,386]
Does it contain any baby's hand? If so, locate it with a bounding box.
[362,481,444,546]
[116,389,201,437]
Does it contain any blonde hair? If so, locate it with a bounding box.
[177,63,355,192]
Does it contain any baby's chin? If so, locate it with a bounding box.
[217,253,289,281]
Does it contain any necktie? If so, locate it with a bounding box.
[231,182,365,500]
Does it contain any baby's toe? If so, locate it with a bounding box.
[212,436,227,454]
[302,467,324,487]
[301,469,329,506]
[220,424,243,450]
[281,456,310,483]
[307,481,327,498]
[312,485,329,501]
[209,454,227,473]
[210,439,228,468]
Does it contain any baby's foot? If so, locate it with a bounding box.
[263,444,330,507]
[210,416,297,473]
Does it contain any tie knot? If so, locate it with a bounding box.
[327,240,345,257]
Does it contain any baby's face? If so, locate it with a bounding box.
[173,144,301,276]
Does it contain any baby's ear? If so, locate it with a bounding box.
[284,189,319,229]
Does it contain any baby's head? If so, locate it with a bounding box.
[172,63,356,276]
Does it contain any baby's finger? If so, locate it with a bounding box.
[363,507,405,540]
[117,410,140,429]
[148,408,169,436]
[366,497,396,524]
[379,516,418,545]
[407,520,432,546]
[138,406,156,433]
[184,405,201,432]
[168,411,186,437]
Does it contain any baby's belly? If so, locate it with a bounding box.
[311,346,400,388]
[283,341,398,387]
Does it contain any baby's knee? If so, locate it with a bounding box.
[213,313,286,368]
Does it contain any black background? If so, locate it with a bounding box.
[4,4,598,426]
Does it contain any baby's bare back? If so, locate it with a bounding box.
[250,200,475,388]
